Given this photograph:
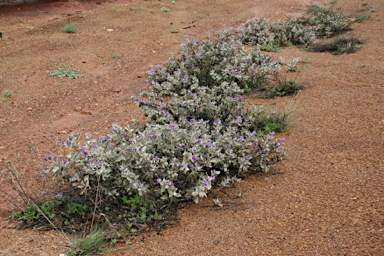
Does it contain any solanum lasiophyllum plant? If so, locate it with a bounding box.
[144,28,283,96]
[45,83,285,206]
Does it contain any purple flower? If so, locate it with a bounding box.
[217,132,221,137]
[134,98,140,102]
[164,112,169,116]
[189,119,195,123]
[98,161,103,167]
[237,116,242,122]
[205,144,210,148]
[264,177,269,181]
[269,132,276,136]
[203,180,209,187]
[156,178,162,184]
[180,144,186,148]
[191,156,199,162]
[238,97,244,102]
[154,156,160,162]
[179,164,184,168]
[213,120,219,125]
[196,139,201,144]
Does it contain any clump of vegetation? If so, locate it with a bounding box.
[144,28,301,95]
[354,15,370,22]
[236,17,317,49]
[263,78,303,98]
[160,7,171,12]
[296,4,353,37]
[309,37,364,55]
[66,226,107,256]
[47,68,86,79]
[1,89,17,102]
[61,23,77,33]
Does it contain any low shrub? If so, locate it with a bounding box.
[45,85,286,205]
[296,4,353,37]
[144,29,284,96]
[236,17,317,47]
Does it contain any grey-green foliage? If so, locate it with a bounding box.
[299,4,353,37]
[47,68,86,79]
[236,17,317,47]
[161,7,171,12]
[144,28,285,96]
[45,83,285,205]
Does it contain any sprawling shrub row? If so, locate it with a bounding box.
[42,5,357,210]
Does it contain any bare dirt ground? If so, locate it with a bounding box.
[0,0,383,255]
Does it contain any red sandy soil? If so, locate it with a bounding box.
[0,0,383,255]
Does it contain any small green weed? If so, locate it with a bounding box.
[250,108,292,135]
[47,68,86,79]
[160,7,171,12]
[196,14,204,19]
[14,201,56,221]
[354,15,370,22]
[4,89,17,98]
[61,23,77,33]
[264,80,303,98]
[111,53,122,58]
[362,2,369,7]
[1,89,18,102]
[61,201,88,218]
[260,41,281,52]
[171,28,179,33]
